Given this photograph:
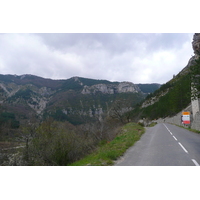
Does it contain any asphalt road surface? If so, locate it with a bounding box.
[115,123,200,166]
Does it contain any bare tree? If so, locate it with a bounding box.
[108,99,132,123]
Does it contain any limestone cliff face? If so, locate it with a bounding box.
[191,33,200,119]
[81,82,141,95]
[192,33,200,59]
[0,82,53,115]
[179,33,200,76]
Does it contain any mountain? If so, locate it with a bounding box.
[0,74,160,126]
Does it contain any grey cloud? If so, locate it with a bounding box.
[36,33,193,56]
[0,33,194,84]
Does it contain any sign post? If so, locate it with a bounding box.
[181,111,190,125]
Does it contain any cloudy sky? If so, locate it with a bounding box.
[0,33,194,84]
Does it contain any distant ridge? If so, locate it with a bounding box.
[0,74,160,126]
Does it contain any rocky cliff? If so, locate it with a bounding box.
[81,82,141,95]
[191,33,200,128]
[192,33,200,59]
[179,33,200,76]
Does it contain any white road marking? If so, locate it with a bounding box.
[192,159,199,166]
[163,124,173,135]
[178,142,188,153]
[163,124,200,165]
[163,124,170,132]
[173,136,177,141]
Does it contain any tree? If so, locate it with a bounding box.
[23,119,98,165]
[108,99,132,123]
[191,57,200,100]
[20,117,38,162]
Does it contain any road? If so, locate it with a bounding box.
[115,123,200,166]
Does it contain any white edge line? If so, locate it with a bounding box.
[192,159,200,166]
[163,124,173,136]
[173,136,177,141]
[178,142,188,153]
[163,124,170,132]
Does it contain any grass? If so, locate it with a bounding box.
[178,125,200,134]
[148,122,157,127]
[173,123,200,134]
[188,128,200,134]
[69,122,145,166]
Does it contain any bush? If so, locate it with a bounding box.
[70,122,145,166]
[23,119,95,166]
[138,122,144,127]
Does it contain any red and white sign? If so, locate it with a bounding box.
[182,112,190,124]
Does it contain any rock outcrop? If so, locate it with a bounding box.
[81,82,141,95]
[191,33,200,124]
[192,33,200,59]
[179,33,200,76]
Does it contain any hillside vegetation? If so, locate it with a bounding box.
[70,122,144,166]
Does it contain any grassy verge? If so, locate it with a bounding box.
[175,124,200,134]
[70,122,145,166]
[148,122,157,127]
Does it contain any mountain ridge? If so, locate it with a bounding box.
[0,74,161,126]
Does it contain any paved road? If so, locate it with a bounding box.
[115,123,200,166]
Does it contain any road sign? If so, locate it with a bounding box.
[181,111,190,124]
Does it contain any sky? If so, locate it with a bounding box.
[0,33,194,84]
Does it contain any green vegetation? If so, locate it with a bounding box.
[175,124,200,134]
[78,77,114,86]
[130,72,191,120]
[70,122,144,166]
[9,115,124,166]
[0,112,19,129]
[191,57,200,100]
[188,128,200,134]
[23,120,91,166]
[16,89,33,100]
[45,92,145,125]
[60,77,114,91]
[148,122,157,127]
